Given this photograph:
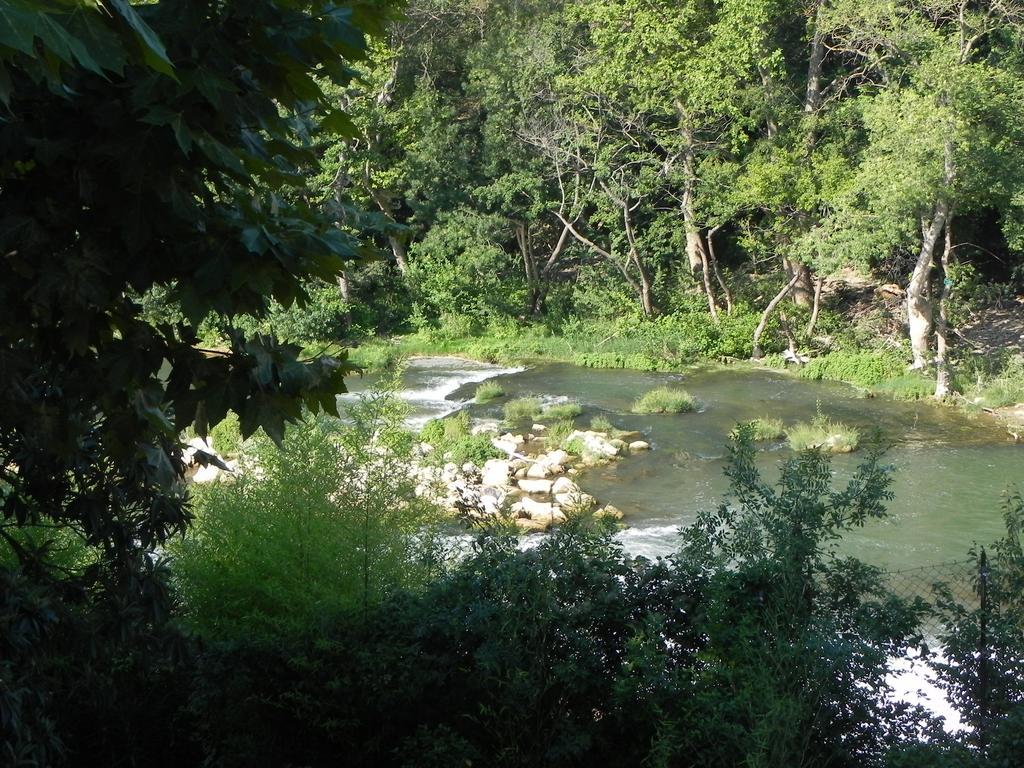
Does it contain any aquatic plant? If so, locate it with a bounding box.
[733,418,785,441]
[786,412,860,453]
[504,397,543,424]
[632,387,697,414]
[474,381,506,404]
[539,401,583,421]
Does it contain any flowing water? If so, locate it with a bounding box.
[348,357,1021,571]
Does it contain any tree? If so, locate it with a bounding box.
[0,1,392,757]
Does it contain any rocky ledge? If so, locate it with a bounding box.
[414,425,650,533]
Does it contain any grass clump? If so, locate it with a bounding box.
[474,381,506,404]
[420,410,501,466]
[503,397,542,424]
[543,419,576,448]
[539,401,583,421]
[787,412,860,454]
[733,418,785,441]
[632,387,697,414]
[589,415,615,434]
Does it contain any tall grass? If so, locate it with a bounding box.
[504,397,543,424]
[632,387,697,414]
[474,381,506,404]
[539,401,583,421]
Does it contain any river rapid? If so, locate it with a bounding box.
[346,356,1021,571]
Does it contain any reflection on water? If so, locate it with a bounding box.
[357,358,1021,570]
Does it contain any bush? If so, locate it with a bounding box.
[209,411,244,456]
[632,387,697,414]
[171,388,444,641]
[787,411,860,453]
[539,401,583,421]
[801,349,907,387]
[503,397,542,424]
[474,381,505,404]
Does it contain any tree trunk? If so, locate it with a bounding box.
[908,205,947,369]
[678,118,704,277]
[388,234,409,275]
[806,275,824,337]
[783,257,814,307]
[934,216,954,398]
[337,272,353,331]
[752,271,803,359]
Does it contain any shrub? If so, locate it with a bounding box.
[503,397,542,424]
[171,388,444,641]
[801,349,907,388]
[474,381,505,404]
[539,401,583,421]
[787,411,860,453]
[632,387,697,414]
[443,434,505,467]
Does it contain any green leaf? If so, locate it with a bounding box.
[107,0,175,77]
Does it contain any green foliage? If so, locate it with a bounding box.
[172,389,443,641]
[474,381,506,404]
[678,430,922,766]
[208,412,243,457]
[787,409,861,453]
[538,401,583,421]
[632,387,697,414]
[503,397,543,424]
[802,349,908,388]
[0,1,390,757]
[589,415,615,434]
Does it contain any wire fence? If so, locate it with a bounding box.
[883,557,983,638]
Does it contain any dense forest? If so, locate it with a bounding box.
[1,1,1023,767]
[240,0,1024,407]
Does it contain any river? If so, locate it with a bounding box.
[346,356,1020,571]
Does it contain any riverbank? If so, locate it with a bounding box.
[338,324,1024,437]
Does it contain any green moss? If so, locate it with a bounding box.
[632,387,697,414]
[503,397,542,424]
[474,381,506,404]
[800,350,906,388]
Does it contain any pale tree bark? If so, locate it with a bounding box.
[782,256,814,307]
[337,272,353,331]
[752,271,803,359]
[806,275,824,336]
[934,215,954,398]
[907,201,948,369]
